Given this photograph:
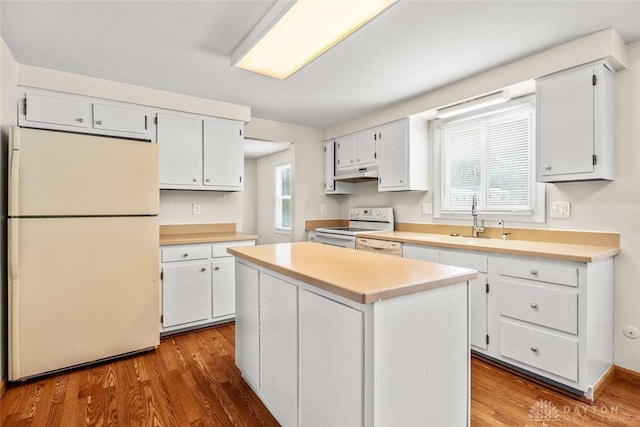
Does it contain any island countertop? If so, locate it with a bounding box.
[228,241,477,304]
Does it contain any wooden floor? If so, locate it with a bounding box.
[2,323,639,426]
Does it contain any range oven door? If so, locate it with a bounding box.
[311,232,356,249]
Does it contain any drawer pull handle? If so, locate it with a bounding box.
[182,253,189,257]
[530,302,538,309]
[530,346,538,353]
[214,266,220,271]
[201,267,207,272]
[95,120,103,125]
[76,118,84,123]
[530,269,538,276]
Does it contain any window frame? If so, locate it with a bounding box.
[433,96,545,223]
[275,163,292,233]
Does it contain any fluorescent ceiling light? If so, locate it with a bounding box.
[232,0,397,80]
[436,92,512,119]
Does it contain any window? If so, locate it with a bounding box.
[275,164,291,231]
[434,97,544,222]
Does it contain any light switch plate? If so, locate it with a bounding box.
[421,203,433,216]
[550,202,570,219]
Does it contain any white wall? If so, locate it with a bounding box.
[256,149,292,244]
[323,34,640,373]
[0,36,18,384]
[158,190,244,227]
[245,118,331,242]
[242,158,257,234]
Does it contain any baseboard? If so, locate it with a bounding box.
[592,365,616,401]
[615,365,640,386]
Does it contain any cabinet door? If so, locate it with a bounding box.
[235,262,260,388]
[324,141,336,191]
[537,66,595,178]
[355,129,377,167]
[211,257,236,318]
[299,290,364,427]
[162,262,211,328]
[378,119,408,190]
[260,273,298,427]
[335,134,356,171]
[203,119,244,190]
[157,113,203,186]
[469,273,489,350]
[25,92,91,129]
[93,103,149,135]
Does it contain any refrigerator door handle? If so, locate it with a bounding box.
[9,127,21,216]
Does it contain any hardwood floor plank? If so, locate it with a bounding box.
[2,323,640,426]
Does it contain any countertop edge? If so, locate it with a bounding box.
[358,232,620,263]
[160,233,258,246]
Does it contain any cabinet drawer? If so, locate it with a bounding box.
[500,280,578,334]
[440,250,488,273]
[211,240,254,257]
[499,259,578,287]
[500,320,578,381]
[162,245,209,262]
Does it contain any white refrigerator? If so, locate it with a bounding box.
[8,127,160,381]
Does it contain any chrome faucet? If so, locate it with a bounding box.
[471,194,485,238]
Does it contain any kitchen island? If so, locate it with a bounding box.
[228,241,477,427]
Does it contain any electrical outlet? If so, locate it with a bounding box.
[421,203,433,216]
[550,201,570,219]
[192,203,201,215]
[623,326,640,339]
[320,204,327,214]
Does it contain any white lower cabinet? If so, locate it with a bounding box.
[403,244,489,350]
[403,241,613,400]
[234,259,469,426]
[161,261,211,328]
[260,273,298,427]
[299,290,364,427]
[160,240,254,334]
[235,262,260,389]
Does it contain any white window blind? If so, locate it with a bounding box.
[436,99,543,221]
[275,164,291,231]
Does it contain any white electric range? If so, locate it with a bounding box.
[312,207,394,249]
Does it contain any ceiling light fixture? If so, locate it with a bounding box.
[436,91,512,119]
[231,0,398,80]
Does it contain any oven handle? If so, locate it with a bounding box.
[314,232,357,241]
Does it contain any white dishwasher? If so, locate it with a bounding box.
[356,237,403,257]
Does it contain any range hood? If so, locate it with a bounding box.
[334,167,379,183]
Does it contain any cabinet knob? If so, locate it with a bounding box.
[182,253,189,257]
[530,269,538,276]
[95,120,103,125]
[76,118,84,123]
[400,179,405,184]
[357,158,360,162]
[192,178,197,182]
[544,165,552,171]
[206,179,210,183]
[530,302,538,309]
[201,267,207,272]
[214,266,220,271]
[530,346,538,353]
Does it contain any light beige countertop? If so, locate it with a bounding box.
[358,230,619,263]
[228,241,477,304]
[160,223,257,246]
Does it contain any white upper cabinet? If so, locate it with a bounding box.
[157,112,203,187]
[203,118,244,191]
[20,88,152,140]
[377,117,428,192]
[536,60,615,182]
[324,140,354,194]
[156,109,245,191]
[335,130,377,172]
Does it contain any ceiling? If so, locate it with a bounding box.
[2,1,640,130]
